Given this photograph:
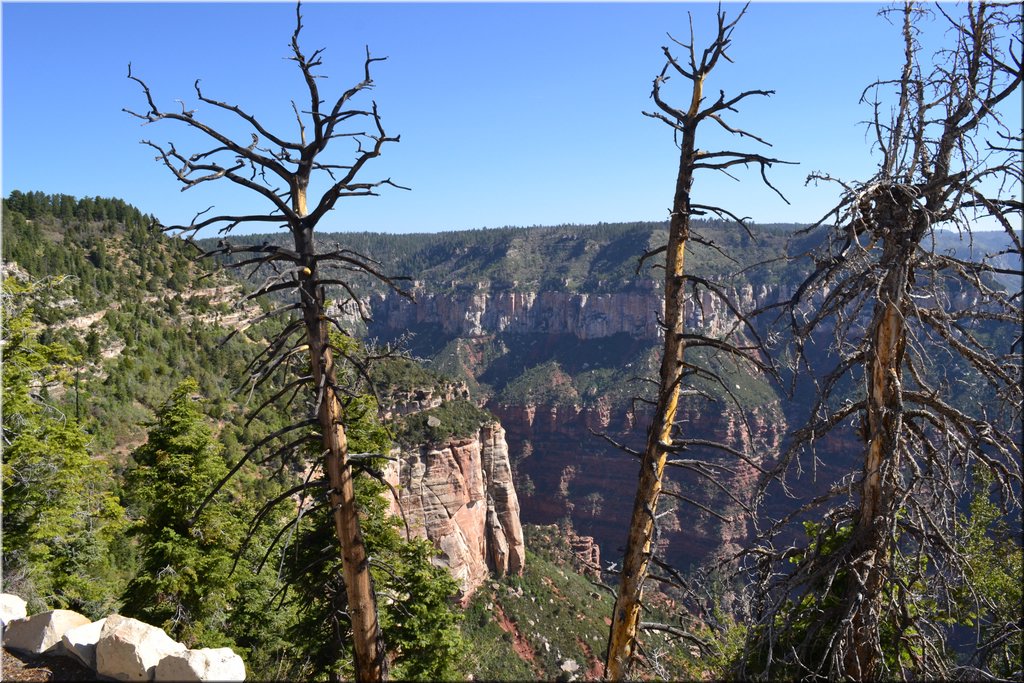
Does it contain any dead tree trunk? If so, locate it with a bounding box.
[604,7,789,679]
[295,226,386,680]
[605,119,694,682]
[125,5,410,680]
[842,192,922,679]
[746,3,1022,679]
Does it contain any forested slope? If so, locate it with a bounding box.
[1,192,503,679]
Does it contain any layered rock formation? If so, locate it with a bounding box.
[567,530,602,580]
[369,283,663,340]
[384,422,525,600]
[362,277,795,570]
[490,398,786,572]
[381,380,472,419]
[367,280,794,343]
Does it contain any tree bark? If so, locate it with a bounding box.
[840,189,922,679]
[294,187,386,681]
[843,256,908,679]
[605,95,698,683]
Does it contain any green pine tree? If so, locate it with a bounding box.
[952,470,1023,677]
[121,377,242,647]
[278,387,468,681]
[1,276,126,615]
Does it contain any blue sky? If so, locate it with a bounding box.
[3,2,1014,235]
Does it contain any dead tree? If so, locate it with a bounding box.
[603,6,791,679]
[743,3,1022,680]
[124,5,410,681]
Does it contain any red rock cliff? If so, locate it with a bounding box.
[384,423,525,600]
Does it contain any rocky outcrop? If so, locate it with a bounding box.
[480,423,526,578]
[567,531,602,580]
[370,284,664,340]
[381,380,472,420]
[385,422,525,600]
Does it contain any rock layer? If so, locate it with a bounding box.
[492,400,786,572]
[385,422,525,599]
[370,285,664,340]
[368,281,795,343]
[360,267,799,570]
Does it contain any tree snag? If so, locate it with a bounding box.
[745,3,1022,679]
[604,6,790,679]
[125,4,410,680]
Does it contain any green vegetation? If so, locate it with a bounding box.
[738,507,1024,679]
[395,399,495,446]
[951,471,1023,677]
[209,218,806,298]
[120,378,243,647]
[2,191,264,456]
[489,334,662,409]
[461,524,707,680]
[373,356,450,396]
[275,389,468,681]
[685,346,779,409]
[1,275,127,616]
[498,361,580,407]
[2,192,468,680]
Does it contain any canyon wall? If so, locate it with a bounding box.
[367,281,790,341]
[364,279,797,570]
[490,400,786,572]
[384,423,525,600]
[369,284,664,340]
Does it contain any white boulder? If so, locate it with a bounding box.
[2,609,91,654]
[155,648,246,682]
[0,594,27,629]
[96,614,186,681]
[60,617,107,669]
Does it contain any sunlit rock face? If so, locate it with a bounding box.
[369,285,665,340]
[368,279,799,572]
[366,279,796,343]
[385,422,525,601]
